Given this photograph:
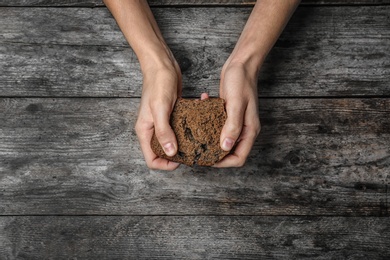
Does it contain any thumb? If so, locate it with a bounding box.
[152,104,178,157]
[220,99,245,152]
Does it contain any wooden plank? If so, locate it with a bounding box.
[1,6,389,97]
[1,0,390,7]
[0,216,389,259]
[0,98,388,215]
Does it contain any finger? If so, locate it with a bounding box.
[214,125,258,168]
[200,92,209,100]
[151,103,178,157]
[149,157,180,171]
[135,122,180,170]
[215,100,260,168]
[220,98,246,152]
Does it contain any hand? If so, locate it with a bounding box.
[135,60,182,170]
[104,0,183,170]
[105,0,297,169]
[214,61,261,167]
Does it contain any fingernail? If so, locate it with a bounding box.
[163,143,176,156]
[222,138,234,151]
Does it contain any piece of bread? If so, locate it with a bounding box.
[151,98,229,166]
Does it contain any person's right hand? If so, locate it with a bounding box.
[135,59,182,170]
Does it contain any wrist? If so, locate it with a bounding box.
[224,50,263,81]
[225,40,267,79]
[138,43,178,75]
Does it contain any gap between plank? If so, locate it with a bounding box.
[0,96,389,99]
[1,3,390,8]
[0,214,388,217]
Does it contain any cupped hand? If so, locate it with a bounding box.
[135,60,182,170]
[214,61,261,167]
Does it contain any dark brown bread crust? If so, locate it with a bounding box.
[151,98,229,166]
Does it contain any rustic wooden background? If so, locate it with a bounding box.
[0,0,389,259]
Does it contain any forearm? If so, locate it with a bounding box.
[103,0,174,73]
[228,0,301,74]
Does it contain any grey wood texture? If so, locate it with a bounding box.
[1,0,390,7]
[0,216,389,259]
[1,98,389,215]
[1,1,389,258]
[1,6,389,97]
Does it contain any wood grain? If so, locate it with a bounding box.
[1,98,388,215]
[1,1,388,257]
[1,6,389,97]
[1,0,390,7]
[0,216,389,259]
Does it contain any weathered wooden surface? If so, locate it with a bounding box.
[1,0,390,7]
[0,216,389,259]
[1,6,389,97]
[1,98,388,215]
[1,1,389,258]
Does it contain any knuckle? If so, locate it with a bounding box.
[250,120,261,138]
[236,158,246,167]
[226,122,242,138]
[255,120,261,135]
[154,126,171,140]
[246,128,256,139]
[135,115,146,130]
[146,161,154,169]
[252,127,261,139]
[146,160,158,170]
[135,120,148,137]
[134,122,142,134]
[149,165,159,171]
[256,125,261,136]
[154,124,167,136]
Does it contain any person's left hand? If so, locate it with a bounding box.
[214,60,261,167]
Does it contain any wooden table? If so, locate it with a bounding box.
[1,0,389,258]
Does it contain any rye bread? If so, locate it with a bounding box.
[151,98,229,166]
